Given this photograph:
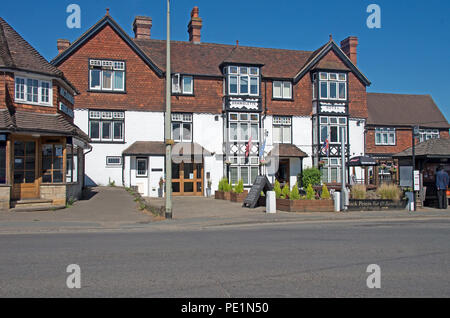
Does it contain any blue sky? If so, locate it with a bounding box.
[1,0,449,121]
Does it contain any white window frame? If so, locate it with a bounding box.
[320,158,342,183]
[171,113,193,142]
[227,66,260,96]
[136,158,148,177]
[89,111,125,142]
[172,74,194,95]
[228,112,259,142]
[419,129,439,142]
[320,116,347,144]
[89,59,126,92]
[106,156,123,166]
[273,116,292,144]
[273,81,292,99]
[375,128,396,146]
[14,75,53,107]
[318,72,347,101]
[229,156,259,186]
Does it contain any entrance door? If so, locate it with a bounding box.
[172,161,203,196]
[276,159,290,186]
[12,139,39,199]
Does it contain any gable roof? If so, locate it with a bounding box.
[367,93,450,128]
[0,17,77,93]
[393,138,450,158]
[51,14,163,77]
[51,14,370,83]
[294,40,371,86]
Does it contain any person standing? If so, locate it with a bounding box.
[436,166,449,209]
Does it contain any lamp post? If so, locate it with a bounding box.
[165,0,172,219]
[412,125,419,212]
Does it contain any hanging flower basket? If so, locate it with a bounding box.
[260,159,268,166]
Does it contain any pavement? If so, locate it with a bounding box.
[0,186,449,234]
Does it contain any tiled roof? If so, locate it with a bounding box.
[367,93,450,128]
[0,109,90,143]
[134,39,314,78]
[0,17,78,93]
[393,138,450,158]
[268,144,308,158]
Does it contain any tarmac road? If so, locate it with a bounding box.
[0,218,449,297]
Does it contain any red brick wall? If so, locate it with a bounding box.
[440,130,449,139]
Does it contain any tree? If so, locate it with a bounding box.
[321,184,331,200]
[290,182,301,200]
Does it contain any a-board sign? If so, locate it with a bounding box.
[242,175,274,208]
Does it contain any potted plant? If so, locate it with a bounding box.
[230,179,248,202]
[224,180,232,200]
[158,177,164,198]
[215,177,227,200]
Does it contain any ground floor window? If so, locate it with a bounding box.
[42,144,64,183]
[320,158,341,183]
[14,141,36,184]
[229,156,259,185]
[136,158,148,177]
[66,146,78,183]
[0,140,6,184]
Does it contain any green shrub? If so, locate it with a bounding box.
[224,180,232,192]
[274,180,282,199]
[301,168,321,188]
[351,184,367,199]
[233,179,244,194]
[290,182,301,200]
[321,184,331,200]
[281,183,290,199]
[376,183,401,201]
[306,184,316,200]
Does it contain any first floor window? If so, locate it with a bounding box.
[229,113,259,142]
[15,76,52,106]
[273,81,292,99]
[273,116,292,144]
[375,128,395,145]
[89,111,125,142]
[317,72,347,100]
[226,66,260,96]
[42,144,64,183]
[320,116,347,144]
[171,113,193,142]
[136,158,148,177]
[172,74,194,94]
[419,129,439,142]
[89,59,126,92]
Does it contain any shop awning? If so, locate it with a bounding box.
[347,156,377,166]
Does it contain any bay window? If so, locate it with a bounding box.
[320,116,347,144]
[375,128,396,145]
[320,158,341,184]
[273,116,292,144]
[229,113,259,142]
[171,113,193,142]
[318,72,346,100]
[42,144,64,183]
[15,76,52,106]
[89,110,125,142]
[89,59,125,92]
[226,66,259,96]
[229,157,259,186]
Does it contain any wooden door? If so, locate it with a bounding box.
[12,139,39,200]
[172,161,203,196]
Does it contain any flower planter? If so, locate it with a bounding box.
[230,190,249,203]
[347,199,408,211]
[276,198,334,212]
[215,191,224,200]
[224,191,232,201]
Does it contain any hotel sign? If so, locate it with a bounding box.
[319,102,346,114]
[226,97,261,111]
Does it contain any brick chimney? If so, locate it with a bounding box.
[57,39,71,54]
[188,7,202,44]
[133,16,152,39]
[340,36,358,65]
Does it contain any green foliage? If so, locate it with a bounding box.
[301,168,321,188]
[290,182,301,200]
[281,183,290,199]
[218,177,228,192]
[351,184,367,199]
[233,179,244,194]
[274,180,282,199]
[321,184,331,200]
[108,178,116,187]
[306,184,316,200]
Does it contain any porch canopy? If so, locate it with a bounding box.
[123,141,212,160]
[347,155,377,166]
[268,144,308,158]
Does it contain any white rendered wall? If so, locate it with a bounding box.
[74,109,164,187]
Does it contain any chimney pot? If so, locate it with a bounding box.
[188,7,202,44]
[57,39,71,54]
[133,16,152,40]
[340,36,358,65]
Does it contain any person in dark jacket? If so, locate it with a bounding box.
[436,166,449,209]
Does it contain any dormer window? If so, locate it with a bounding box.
[172,74,193,95]
[317,72,346,100]
[273,81,292,99]
[225,66,259,96]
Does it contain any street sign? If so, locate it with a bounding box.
[414,170,420,191]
